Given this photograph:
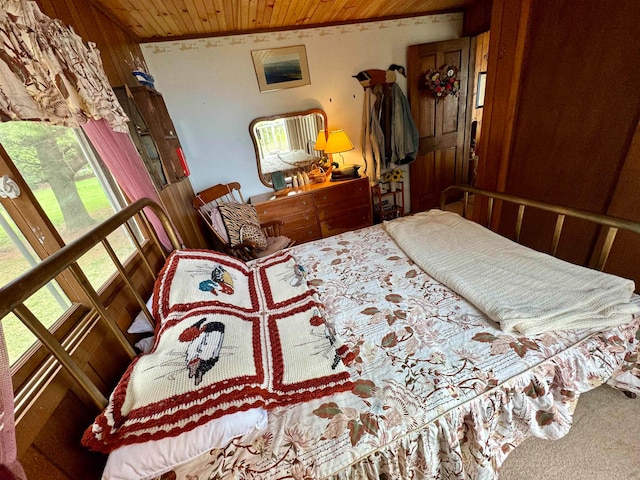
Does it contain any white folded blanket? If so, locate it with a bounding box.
[384,210,640,335]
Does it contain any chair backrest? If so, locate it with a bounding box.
[192,182,244,210]
[192,182,291,260]
[192,182,245,249]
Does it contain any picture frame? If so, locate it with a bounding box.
[251,45,311,93]
[476,71,487,108]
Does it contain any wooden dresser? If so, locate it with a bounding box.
[250,176,372,245]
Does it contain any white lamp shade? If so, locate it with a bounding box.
[324,130,354,154]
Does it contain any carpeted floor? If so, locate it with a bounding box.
[498,385,640,479]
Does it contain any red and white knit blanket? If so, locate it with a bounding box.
[82,250,352,453]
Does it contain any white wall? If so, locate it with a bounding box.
[142,13,462,200]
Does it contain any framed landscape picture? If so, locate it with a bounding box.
[251,45,311,93]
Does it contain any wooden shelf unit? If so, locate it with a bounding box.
[114,85,186,189]
[372,181,404,222]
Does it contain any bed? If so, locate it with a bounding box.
[3,187,640,480]
[260,149,319,174]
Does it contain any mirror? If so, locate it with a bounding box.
[250,109,327,188]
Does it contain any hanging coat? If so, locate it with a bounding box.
[390,83,419,165]
[361,87,384,183]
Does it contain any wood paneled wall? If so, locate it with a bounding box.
[36,0,142,87]
[462,0,491,37]
[476,0,640,285]
[470,31,489,147]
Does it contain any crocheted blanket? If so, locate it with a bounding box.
[82,250,352,453]
[385,210,640,335]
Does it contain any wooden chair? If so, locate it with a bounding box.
[192,182,293,261]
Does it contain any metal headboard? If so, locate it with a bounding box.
[0,198,181,409]
[440,185,640,271]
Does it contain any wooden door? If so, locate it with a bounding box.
[408,38,470,212]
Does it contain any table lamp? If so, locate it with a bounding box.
[314,130,327,152]
[324,130,354,165]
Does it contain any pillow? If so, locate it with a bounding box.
[102,408,268,480]
[218,203,263,247]
[134,336,154,354]
[127,297,155,334]
[209,206,229,243]
[240,223,267,251]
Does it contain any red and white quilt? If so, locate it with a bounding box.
[82,250,352,453]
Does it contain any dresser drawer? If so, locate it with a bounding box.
[314,177,369,208]
[317,201,373,221]
[320,205,372,237]
[254,194,315,222]
[286,224,322,244]
[278,211,318,230]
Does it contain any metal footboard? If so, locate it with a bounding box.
[440,185,640,272]
[0,199,181,409]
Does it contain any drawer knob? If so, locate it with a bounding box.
[302,200,307,205]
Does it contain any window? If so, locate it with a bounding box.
[255,119,289,156]
[0,121,139,364]
[0,205,70,363]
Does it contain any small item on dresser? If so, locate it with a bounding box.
[292,175,299,188]
[271,171,287,191]
[331,164,360,181]
[302,171,310,185]
[308,165,332,183]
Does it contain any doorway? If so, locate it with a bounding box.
[407,37,470,212]
[406,32,490,213]
[468,31,490,188]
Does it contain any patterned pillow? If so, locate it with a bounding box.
[218,203,263,248]
[240,223,268,251]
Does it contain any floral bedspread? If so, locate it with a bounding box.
[155,224,640,480]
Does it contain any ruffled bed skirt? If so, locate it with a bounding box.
[329,325,639,480]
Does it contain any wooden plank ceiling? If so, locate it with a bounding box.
[89,0,476,42]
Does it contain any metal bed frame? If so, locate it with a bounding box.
[2,190,639,412]
[0,199,181,409]
[440,185,640,272]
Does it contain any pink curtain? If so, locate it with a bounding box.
[82,118,177,251]
[0,325,26,480]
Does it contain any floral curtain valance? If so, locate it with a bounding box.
[0,0,128,132]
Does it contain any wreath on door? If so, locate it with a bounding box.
[423,64,460,98]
